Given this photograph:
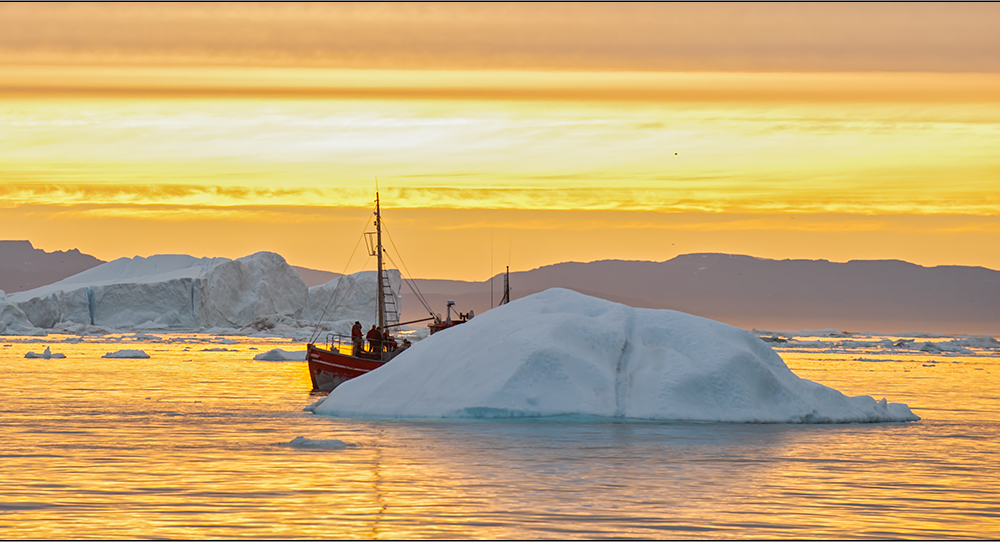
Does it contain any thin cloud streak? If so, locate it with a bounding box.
[3,184,998,217]
[5,67,1000,103]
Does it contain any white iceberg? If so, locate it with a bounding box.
[4,252,399,336]
[304,269,401,324]
[253,348,306,361]
[7,252,306,330]
[102,349,150,359]
[24,346,66,359]
[315,288,918,423]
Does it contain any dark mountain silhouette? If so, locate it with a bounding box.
[0,240,104,294]
[401,254,1000,335]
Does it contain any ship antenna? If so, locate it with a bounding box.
[375,188,385,336]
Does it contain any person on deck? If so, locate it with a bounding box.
[366,325,382,353]
[351,321,364,356]
[383,328,397,352]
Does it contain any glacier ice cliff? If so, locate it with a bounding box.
[3,252,398,335]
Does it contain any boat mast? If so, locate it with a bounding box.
[375,192,385,332]
[501,266,510,305]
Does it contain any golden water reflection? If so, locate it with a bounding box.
[0,334,997,538]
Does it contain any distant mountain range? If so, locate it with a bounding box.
[402,254,1000,335]
[2,241,997,334]
[0,241,104,294]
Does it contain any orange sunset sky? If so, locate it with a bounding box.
[2,3,999,280]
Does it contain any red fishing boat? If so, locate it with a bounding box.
[306,191,509,392]
[306,191,408,391]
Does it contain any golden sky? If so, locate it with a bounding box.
[2,3,999,279]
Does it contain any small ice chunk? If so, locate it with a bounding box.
[25,346,67,359]
[286,436,351,448]
[102,349,150,359]
[303,397,327,412]
[201,347,233,352]
[253,348,306,361]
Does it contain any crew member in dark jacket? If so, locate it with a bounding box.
[366,325,382,353]
[383,328,397,352]
[351,321,364,356]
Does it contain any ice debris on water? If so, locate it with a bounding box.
[286,436,352,448]
[303,399,325,412]
[253,348,306,361]
[24,346,66,359]
[102,349,150,359]
[315,288,919,423]
[753,331,998,356]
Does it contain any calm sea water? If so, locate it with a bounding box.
[1,334,998,539]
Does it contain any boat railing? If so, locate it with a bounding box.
[322,331,404,359]
[324,333,354,356]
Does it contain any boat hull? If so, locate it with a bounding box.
[307,344,387,392]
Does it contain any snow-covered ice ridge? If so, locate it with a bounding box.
[0,252,400,336]
[315,288,918,423]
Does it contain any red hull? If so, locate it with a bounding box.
[307,343,387,392]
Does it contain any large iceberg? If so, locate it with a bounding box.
[305,270,401,325]
[315,288,918,423]
[4,252,398,334]
[7,252,304,329]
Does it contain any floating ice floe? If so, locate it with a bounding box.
[754,328,853,338]
[956,336,1000,349]
[315,288,919,423]
[914,341,973,355]
[253,348,306,361]
[102,349,150,359]
[758,334,998,356]
[285,436,352,448]
[24,346,66,359]
[128,332,162,341]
